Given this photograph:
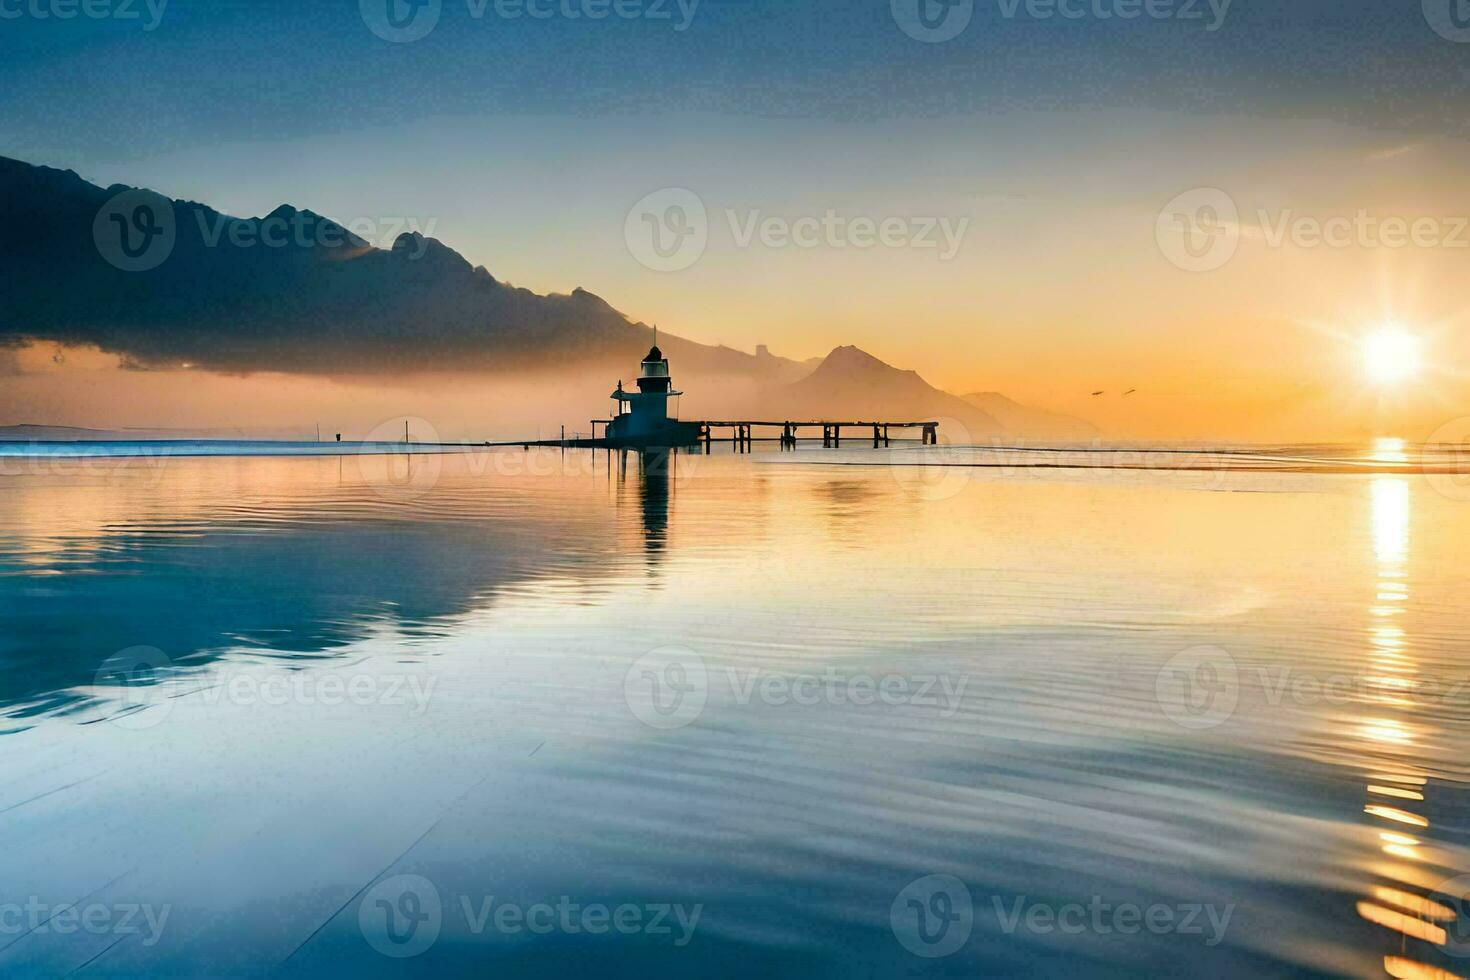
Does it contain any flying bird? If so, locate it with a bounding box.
[1091,390,1105,396]
[1123,389,1136,396]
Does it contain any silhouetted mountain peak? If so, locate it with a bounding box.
[0,154,809,379]
[812,345,925,384]
[568,287,621,313]
[828,345,898,367]
[779,346,1002,434]
[822,345,885,368]
[388,231,473,272]
[960,390,1019,408]
[0,157,106,208]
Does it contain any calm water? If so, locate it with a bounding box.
[2,442,1469,978]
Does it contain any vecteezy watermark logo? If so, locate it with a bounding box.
[93,189,176,273]
[888,416,975,503]
[360,0,441,41]
[991,895,1234,946]
[890,874,973,958]
[1425,416,1470,501]
[893,0,1231,41]
[1424,0,1470,42]
[354,416,444,501]
[1155,645,1238,729]
[726,209,969,260]
[0,0,169,30]
[358,882,703,956]
[724,667,969,716]
[0,898,171,947]
[625,188,708,273]
[359,875,443,958]
[1255,209,1469,250]
[998,0,1230,28]
[361,0,698,41]
[624,647,708,729]
[626,190,969,271]
[1430,873,1470,957]
[196,665,438,716]
[891,0,974,42]
[459,894,703,944]
[469,0,699,28]
[1156,187,1239,273]
[94,645,175,730]
[1160,197,1469,272]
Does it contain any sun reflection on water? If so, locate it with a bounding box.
[1370,438,1411,466]
[1372,478,1410,564]
[1354,478,1466,978]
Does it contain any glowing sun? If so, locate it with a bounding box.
[1363,327,1420,385]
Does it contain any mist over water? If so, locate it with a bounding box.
[0,357,779,445]
[2,446,1469,977]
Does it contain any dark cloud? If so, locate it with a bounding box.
[0,156,771,377]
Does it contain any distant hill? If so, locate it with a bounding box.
[959,392,1099,443]
[0,155,805,379]
[769,346,1005,438]
[7,349,1096,445]
[760,347,1099,443]
[0,423,317,441]
[0,424,141,441]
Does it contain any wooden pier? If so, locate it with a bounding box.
[582,419,939,452]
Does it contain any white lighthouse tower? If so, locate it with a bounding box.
[606,331,702,446]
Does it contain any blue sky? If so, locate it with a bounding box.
[5,0,1465,167]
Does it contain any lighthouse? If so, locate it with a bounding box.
[606,332,703,447]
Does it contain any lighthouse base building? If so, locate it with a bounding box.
[605,343,703,448]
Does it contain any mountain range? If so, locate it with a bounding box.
[0,155,804,379]
[0,155,1095,441]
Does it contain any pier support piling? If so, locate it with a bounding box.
[588,419,932,452]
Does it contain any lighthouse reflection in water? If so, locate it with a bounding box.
[3,444,1470,977]
[621,448,671,557]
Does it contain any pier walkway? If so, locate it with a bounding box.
[580,419,940,451]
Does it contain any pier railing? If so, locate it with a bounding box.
[585,419,939,451]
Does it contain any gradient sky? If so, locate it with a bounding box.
[3,0,1469,439]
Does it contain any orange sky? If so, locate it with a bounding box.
[7,0,1470,446]
[7,117,1469,444]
